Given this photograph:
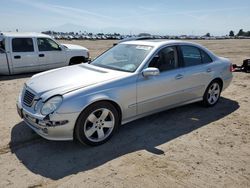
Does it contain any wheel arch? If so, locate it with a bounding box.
[93,99,123,124]
[210,77,223,89]
[69,56,86,65]
[203,77,224,97]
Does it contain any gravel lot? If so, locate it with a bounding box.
[0,39,249,188]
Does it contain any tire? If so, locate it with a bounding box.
[75,102,119,146]
[202,80,222,107]
[69,57,86,65]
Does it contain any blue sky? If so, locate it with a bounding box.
[1,0,250,35]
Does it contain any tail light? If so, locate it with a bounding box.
[230,63,234,72]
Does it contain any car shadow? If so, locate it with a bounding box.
[10,97,239,180]
[0,73,35,81]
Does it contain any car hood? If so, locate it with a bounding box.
[26,64,128,99]
[62,43,88,51]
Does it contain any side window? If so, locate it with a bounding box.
[200,50,212,63]
[0,39,5,51]
[37,38,61,51]
[12,38,34,52]
[149,46,178,72]
[180,46,202,67]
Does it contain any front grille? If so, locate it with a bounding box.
[23,89,35,107]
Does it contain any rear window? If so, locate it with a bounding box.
[200,50,212,63]
[12,38,34,52]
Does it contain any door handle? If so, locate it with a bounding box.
[206,68,212,72]
[39,54,45,57]
[175,74,183,80]
[14,55,21,59]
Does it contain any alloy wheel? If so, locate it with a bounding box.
[84,108,115,142]
[207,82,220,105]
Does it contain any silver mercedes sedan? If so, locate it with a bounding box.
[17,40,233,146]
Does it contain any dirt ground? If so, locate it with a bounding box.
[0,39,249,188]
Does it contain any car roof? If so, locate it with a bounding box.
[121,39,218,60]
[122,39,202,47]
[0,32,51,38]
[119,36,154,43]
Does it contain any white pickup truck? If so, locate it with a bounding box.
[0,32,89,75]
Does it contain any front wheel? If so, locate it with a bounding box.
[202,81,222,107]
[75,102,119,146]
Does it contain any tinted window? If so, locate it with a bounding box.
[200,50,212,63]
[37,38,61,51]
[149,46,178,72]
[0,39,5,50]
[12,38,34,52]
[180,46,202,67]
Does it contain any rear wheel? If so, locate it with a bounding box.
[202,81,221,107]
[75,102,119,146]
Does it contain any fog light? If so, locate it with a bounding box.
[38,120,69,127]
[55,120,68,126]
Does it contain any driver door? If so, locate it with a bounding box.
[136,46,188,115]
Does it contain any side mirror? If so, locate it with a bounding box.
[142,67,160,77]
[58,46,63,51]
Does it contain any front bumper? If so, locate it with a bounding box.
[16,102,79,141]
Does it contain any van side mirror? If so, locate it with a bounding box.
[142,67,160,77]
[0,48,5,53]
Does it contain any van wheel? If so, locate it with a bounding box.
[75,102,119,146]
[202,81,221,107]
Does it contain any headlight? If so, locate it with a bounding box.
[41,96,63,115]
[19,85,26,100]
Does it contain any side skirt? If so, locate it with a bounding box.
[121,97,203,125]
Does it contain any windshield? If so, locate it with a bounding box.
[91,44,153,72]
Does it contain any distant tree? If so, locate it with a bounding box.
[229,30,234,37]
[205,33,210,37]
[237,29,244,36]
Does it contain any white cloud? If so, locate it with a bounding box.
[12,0,118,27]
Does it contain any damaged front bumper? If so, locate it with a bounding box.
[16,102,78,141]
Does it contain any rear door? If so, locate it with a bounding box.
[36,38,66,71]
[178,45,214,99]
[11,37,39,74]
